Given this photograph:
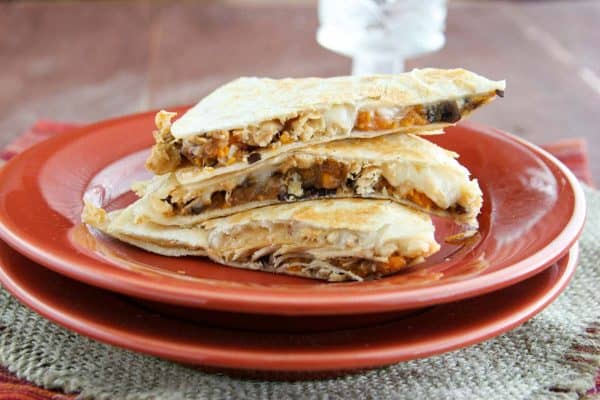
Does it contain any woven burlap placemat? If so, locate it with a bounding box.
[0,186,598,400]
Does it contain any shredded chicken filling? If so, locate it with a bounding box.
[266,253,410,279]
[147,111,346,174]
[159,160,468,217]
[146,92,499,174]
[116,230,411,279]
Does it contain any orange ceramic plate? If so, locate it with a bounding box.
[0,239,578,373]
[0,109,586,315]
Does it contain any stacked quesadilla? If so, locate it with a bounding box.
[83,68,505,281]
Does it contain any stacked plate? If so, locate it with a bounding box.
[0,109,585,378]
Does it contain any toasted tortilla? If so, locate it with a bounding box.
[146,68,505,175]
[83,199,440,282]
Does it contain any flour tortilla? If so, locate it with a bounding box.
[82,199,440,282]
[172,68,505,138]
[146,68,504,176]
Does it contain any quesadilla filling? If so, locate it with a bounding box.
[208,223,428,280]
[146,91,501,174]
[257,253,413,280]
[156,159,470,220]
[112,230,413,279]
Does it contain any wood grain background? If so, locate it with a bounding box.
[1,0,599,177]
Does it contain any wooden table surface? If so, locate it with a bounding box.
[1,0,599,179]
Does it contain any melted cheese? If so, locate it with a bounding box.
[321,104,356,130]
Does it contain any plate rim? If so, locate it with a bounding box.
[0,241,579,371]
[0,110,587,315]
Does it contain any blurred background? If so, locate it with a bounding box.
[1,0,599,176]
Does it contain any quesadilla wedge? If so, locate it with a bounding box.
[147,68,505,175]
[83,198,440,282]
[134,133,482,228]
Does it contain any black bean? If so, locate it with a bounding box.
[453,204,467,214]
[495,89,505,98]
[271,131,281,144]
[257,255,271,265]
[162,195,178,210]
[346,172,358,189]
[190,204,204,215]
[317,188,337,197]
[277,185,288,201]
[299,187,309,196]
[278,192,296,201]
[247,152,261,164]
[426,100,461,123]
[297,187,338,199]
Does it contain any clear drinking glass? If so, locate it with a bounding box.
[317,0,448,75]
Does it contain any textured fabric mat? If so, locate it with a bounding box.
[0,122,598,399]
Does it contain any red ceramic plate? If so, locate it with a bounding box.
[0,239,578,374]
[0,109,585,315]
